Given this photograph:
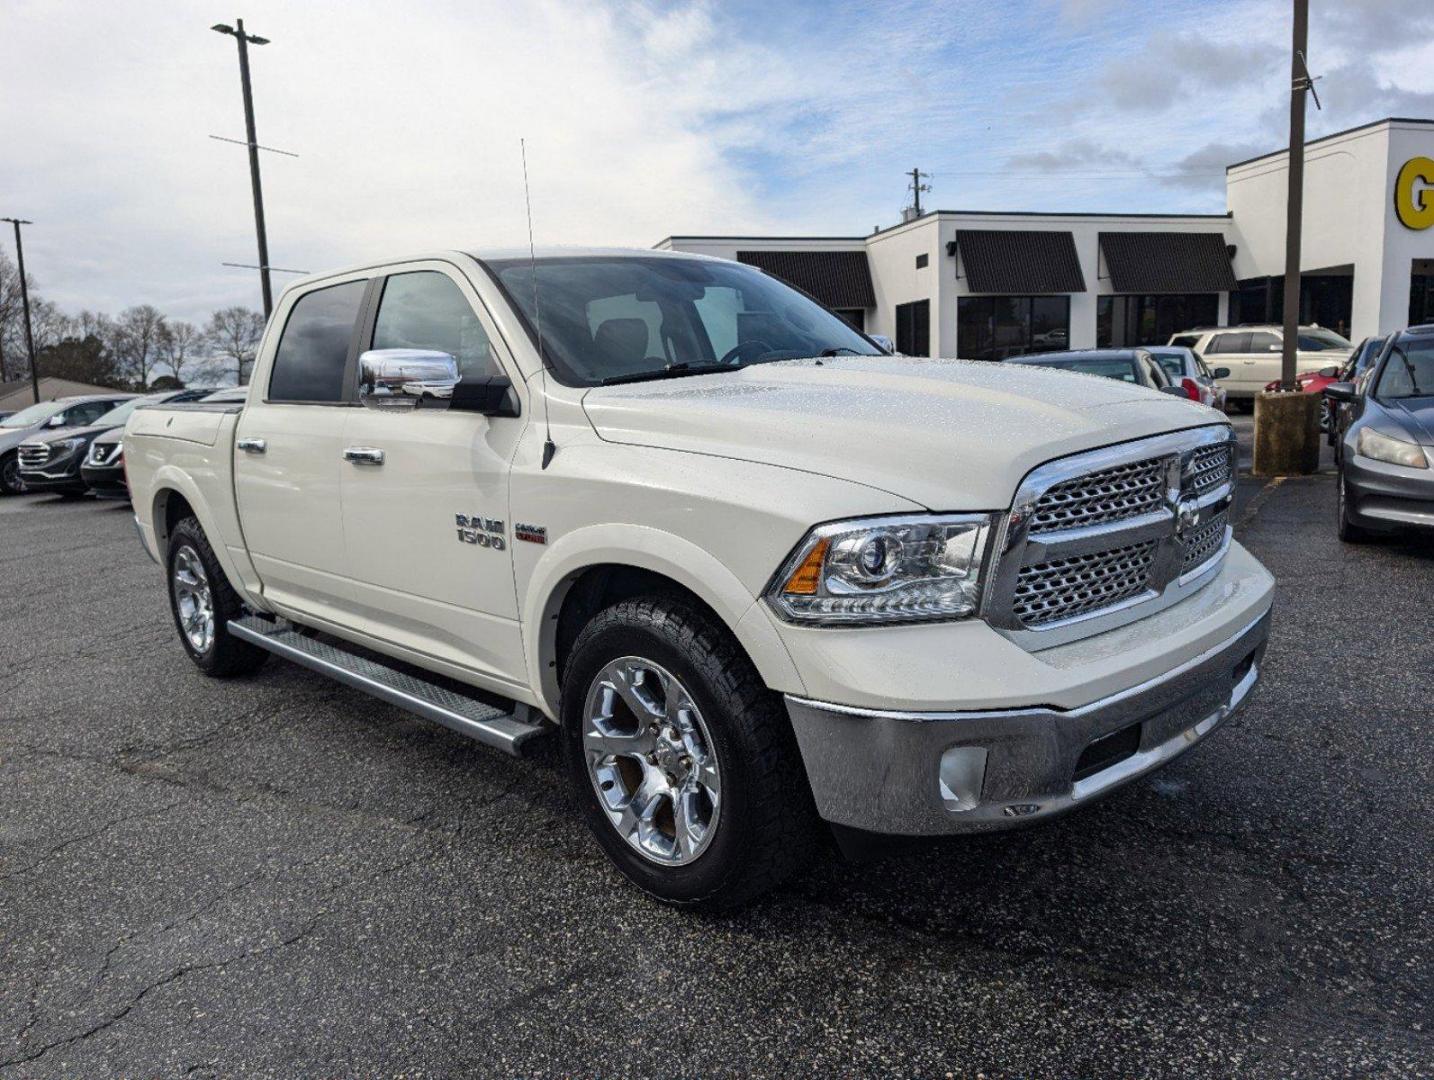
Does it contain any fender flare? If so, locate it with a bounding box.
[148,465,267,611]
[521,522,804,716]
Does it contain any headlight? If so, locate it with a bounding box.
[767,514,993,625]
[55,437,87,456]
[1356,427,1428,469]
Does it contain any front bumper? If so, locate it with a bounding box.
[80,463,129,498]
[786,606,1270,836]
[1343,453,1434,531]
[19,468,87,494]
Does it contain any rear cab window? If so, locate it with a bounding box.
[268,280,369,403]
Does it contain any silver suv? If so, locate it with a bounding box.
[1168,325,1353,405]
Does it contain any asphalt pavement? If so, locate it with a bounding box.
[1,431,1430,1078]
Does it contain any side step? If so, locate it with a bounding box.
[227,616,548,756]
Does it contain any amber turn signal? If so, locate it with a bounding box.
[781,537,829,595]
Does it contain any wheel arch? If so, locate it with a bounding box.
[522,524,805,719]
[147,470,264,610]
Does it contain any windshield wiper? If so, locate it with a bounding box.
[601,361,739,386]
[818,347,863,357]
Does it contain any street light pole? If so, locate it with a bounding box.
[212,18,274,317]
[1279,0,1310,391]
[2,217,40,404]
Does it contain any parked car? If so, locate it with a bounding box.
[1,394,136,495]
[1147,345,1229,409]
[1005,348,1188,395]
[1167,325,1353,407]
[79,389,218,498]
[1327,335,1389,453]
[126,247,1271,909]
[1326,324,1434,542]
[16,392,173,497]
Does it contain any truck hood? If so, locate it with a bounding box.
[582,356,1224,510]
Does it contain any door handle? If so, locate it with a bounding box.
[343,446,385,466]
[236,437,267,454]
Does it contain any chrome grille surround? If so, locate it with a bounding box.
[984,425,1236,650]
[17,442,50,469]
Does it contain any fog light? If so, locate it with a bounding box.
[938,746,988,812]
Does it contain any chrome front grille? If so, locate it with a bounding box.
[1028,456,1167,534]
[17,443,50,469]
[1181,510,1229,574]
[1012,539,1158,628]
[1189,443,1233,496]
[988,426,1237,646]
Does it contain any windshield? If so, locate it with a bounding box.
[0,401,67,428]
[1012,354,1141,383]
[1298,328,1352,351]
[488,256,882,385]
[1374,338,1434,399]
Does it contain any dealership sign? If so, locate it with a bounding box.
[1395,157,1434,230]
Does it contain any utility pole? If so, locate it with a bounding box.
[907,167,931,217]
[1279,0,1310,391]
[212,19,274,317]
[2,217,40,404]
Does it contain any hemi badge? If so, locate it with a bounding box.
[515,523,548,545]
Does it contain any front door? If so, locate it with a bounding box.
[234,275,369,625]
[339,265,528,688]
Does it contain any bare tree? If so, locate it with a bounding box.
[158,319,203,386]
[204,306,266,385]
[113,305,167,390]
[0,249,36,383]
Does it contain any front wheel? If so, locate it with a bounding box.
[1337,473,1375,544]
[561,596,819,909]
[166,516,269,676]
[0,454,26,495]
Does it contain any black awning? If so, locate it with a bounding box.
[955,229,1086,294]
[736,250,876,309]
[1099,232,1237,293]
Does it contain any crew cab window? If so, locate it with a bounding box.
[1207,332,1251,354]
[269,280,367,403]
[371,271,500,381]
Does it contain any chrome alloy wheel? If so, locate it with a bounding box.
[582,657,721,866]
[172,544,215,654]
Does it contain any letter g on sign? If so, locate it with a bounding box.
[1394,157,1434,230]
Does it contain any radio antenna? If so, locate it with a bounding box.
[521,138,556,469]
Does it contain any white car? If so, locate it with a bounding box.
[1168,324,1352,405]
[126,248,1274,908]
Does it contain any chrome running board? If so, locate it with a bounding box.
[228,616,548,756]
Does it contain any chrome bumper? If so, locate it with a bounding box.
[785,607,1271,836]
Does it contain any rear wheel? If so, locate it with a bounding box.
[166,516,269,676]
[561,595,819,909]
[0,454,26,495]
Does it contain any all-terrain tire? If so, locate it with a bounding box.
[166,516,269,677]
[561,595,821,910]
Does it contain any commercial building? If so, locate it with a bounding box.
[658,117,1434,358]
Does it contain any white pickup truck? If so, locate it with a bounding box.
[127,248,1273,908]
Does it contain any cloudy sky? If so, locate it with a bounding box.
[2,0,1433,325]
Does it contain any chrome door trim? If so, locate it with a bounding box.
[342,446,385,466]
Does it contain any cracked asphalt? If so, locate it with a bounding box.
[2,425,1431,1078]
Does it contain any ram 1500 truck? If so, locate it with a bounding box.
[126,248,1273,908]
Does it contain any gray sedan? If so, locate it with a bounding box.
[1326,324,1434,542]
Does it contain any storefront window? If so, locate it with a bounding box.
[1097,294,1219,347]
[1411,270,1434,327]
[956,296,1071,361]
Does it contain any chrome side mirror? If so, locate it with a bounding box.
[1158,384,1189,397]
[358,349,460,409]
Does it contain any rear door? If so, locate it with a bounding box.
[338,263,528,687]
[1204,331,1256,395]
[233,275,370,625]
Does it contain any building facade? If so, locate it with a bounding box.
[659,117,1434,359]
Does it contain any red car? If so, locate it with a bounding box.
[1263,364,1344,431]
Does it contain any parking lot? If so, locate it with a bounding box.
[1,423,1430,1078]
